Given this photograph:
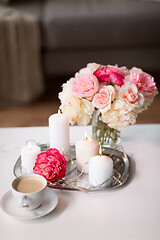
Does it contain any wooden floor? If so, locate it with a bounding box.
[0,85,159,128]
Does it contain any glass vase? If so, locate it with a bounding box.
[92,111,121,147]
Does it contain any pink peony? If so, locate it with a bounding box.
[129,71,158,101]
[33,148,67,182]
[73,73,99,98]
[93,66,124,86]
[130,72,156,93]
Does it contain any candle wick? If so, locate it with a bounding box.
[83,136,88,141]
[28,141,33,151]
[58,109,61,115]
[84,131,88,141]
[99,144,102,156]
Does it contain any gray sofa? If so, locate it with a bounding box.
[9,0,160,79]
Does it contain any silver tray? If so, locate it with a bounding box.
[13,144,131,192]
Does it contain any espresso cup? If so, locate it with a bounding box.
[12,174,47,210]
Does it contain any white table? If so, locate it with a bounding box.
[0,124,160,240]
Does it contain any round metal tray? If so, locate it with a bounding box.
[13,144,131,192]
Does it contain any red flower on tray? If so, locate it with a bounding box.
[33,148,67,182]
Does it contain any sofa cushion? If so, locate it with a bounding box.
[43,46,160,75]
[42,0,160,50]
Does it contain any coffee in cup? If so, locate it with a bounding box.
[15,176,45,193]
[12,174,47,210]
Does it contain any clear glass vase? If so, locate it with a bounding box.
[92,111,121,147]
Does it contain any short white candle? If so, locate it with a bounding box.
[76,133,99,174]
[21,140,41,173]
[89,146,113,187]
[49,110,70,161]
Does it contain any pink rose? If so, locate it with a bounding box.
[33,148,67,182]
[93,66,124,86]
[120,83,144,107]
[92,85,115,112]
[73,73,99,98]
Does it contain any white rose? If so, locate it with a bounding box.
[77,99,94,125]
[102,100,137,130]
[59,96,81,125]
[129,67,142,75]
[87,62,101,72]
[75,67,92,77]
[75,63,101,78]
[59,78,75,103]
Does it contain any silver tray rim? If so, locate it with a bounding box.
[13,144,131,192]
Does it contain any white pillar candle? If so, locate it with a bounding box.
[49,110,70,161]
[21,140,41,173]
[76,133,99,174]
[89,146,113,187]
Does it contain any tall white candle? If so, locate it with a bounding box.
[76,133,99,174]
[49,110,70,160]
[89,146,113,187]
[21,140,41,173]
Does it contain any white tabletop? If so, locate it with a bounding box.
[0,124,160,240]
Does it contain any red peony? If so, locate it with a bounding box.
[93,66,124,86]
[33,148,67,182]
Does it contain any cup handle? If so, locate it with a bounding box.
[18,195,29,208]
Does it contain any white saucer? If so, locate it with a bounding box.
[0,188,58,220]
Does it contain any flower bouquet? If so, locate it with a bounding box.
[59,63,158,146]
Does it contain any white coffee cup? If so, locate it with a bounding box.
[12,174,47,210]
